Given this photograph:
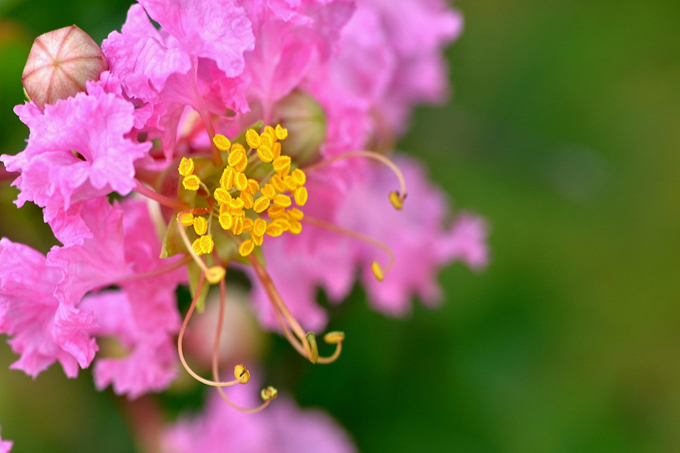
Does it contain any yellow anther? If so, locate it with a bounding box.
[235,172,248,191]
[246,179,260,195]
[231,143,246,154]
[221,167,235,191]
[232,216,244,235]
[287,208,304,220]
[292,168,306,186]
[228,148,245,167]
[263,125,276,141]
[272,142,281,159]
[273,156,291,173]
[182,175,201,191]
[199,235,214,254]
[219,212,233,230]
[234,156,248,173]
[178,212,195,226]
[246,129,261,149]
[261,386,278,402]
[242,218,254,233]
[252,233,264,246]
[229,197,245,211]
[389,191,404,210]
[268,205,286,218]
[178,157,194,177]
[294,187,308,206]
[260,133,274,149]
[253,218,267,237]
[240,191,254,209]
[261,184,276,199]
[273,218,290,232]
[253,196,271,213]
[205,266,226,284]
[288,220,302,235]
[193,216,208,236]
[371,261,384,281]
[257,146,274,163]
[324,331,345,344]
[275,124,288,140]
[213,134,231,151]
[214,187,232,205]
[234,364,250,384]
[265,222,284,237]
[273,194,292,208]
[283,176,298,192]
[271,175,286,193]
[191,238,203,255]
[239,239,255,256]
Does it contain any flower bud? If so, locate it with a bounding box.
[22,25,108,110]
[273,90,327,166]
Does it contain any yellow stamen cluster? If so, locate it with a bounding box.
[176,125,308,259]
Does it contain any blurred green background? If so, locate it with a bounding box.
[1,0,680,451]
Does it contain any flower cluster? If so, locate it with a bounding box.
[1,0,486,422]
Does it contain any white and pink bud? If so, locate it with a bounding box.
[22,25,108,110]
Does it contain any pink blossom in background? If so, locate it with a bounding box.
[163,388,356,453]
[0,428,11,453]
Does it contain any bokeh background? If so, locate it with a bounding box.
[1,0,679,451]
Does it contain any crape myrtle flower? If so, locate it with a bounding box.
[0,0,487,412]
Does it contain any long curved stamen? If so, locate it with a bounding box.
[176,215,225,284]
[134,180,190,211]
[121,255,193,282]
[177,272,243,388]
[246,253,313,360]
[302,215,395,280]
[212,277,272,413]
[301,150,408,209]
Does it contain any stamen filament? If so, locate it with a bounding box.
[302,216,395,272]
[120,255,193,282]
[177,273,243,388]
[134,180,190,211]
[301,151,408,206]
[212,278,271,413]
[176,216,225,283]
[317,342,343,365]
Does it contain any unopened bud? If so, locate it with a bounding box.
[22,25,108,110]
[273,90,326,166]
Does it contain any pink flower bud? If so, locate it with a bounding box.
[22,25,108,110]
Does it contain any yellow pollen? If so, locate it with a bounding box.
[191,238,203,255]
[221,167,235,191]
[219,212,234,230]
[283,176,298,192]
[213,134,231,151]
[268,205,285,218]
[178,157,194,177]
[214,188,231,204]
[273,156,291,173]
[199,235,214,254]
[273,194,292,208]
[389,191,404,210]
[275,124,288,140]
[288,208,304,220]
[271,175,286,193]
[205,266,226,284]
[294,187,308,206]
[242,218,254,233]
[253,218,267,236]
[246,179,260,195]
[178,212,195,226]
[182,175,201,191]
[253,196,271,213]
[292,168,306,186]
[239,239,255,256]
[272,142,282,159]
[234,364,250,384]
[261,386,278,401]
[228,148,245,168]
[266,222,284,237]
[261,184,276,199]
[288,220,302,235]
[371,261,384,281]
[263,125,276,140]
[257,146,274,163]
[252,233,264,246]
[235,172,248,191]
[193,216,208,236]
[230,198,245,211]
[232,217,244,235]
[240,191,254,209]
[324,331,345,344]
[246,129,261,148]
[260,133,274,149]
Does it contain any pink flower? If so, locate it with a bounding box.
[1,77,149,245]
[0,427,12,453]
[0,238,97,378]
[163,389,356,453]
